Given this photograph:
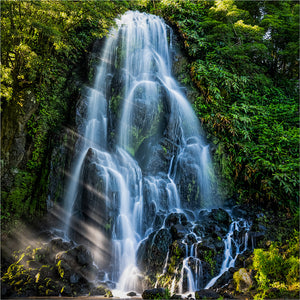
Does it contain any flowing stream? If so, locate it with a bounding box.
[61,11,251,296]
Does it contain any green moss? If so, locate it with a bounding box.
[105,289,113,297]
[203,249,216,276]
[56,260,64,279]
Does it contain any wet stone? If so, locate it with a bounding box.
[195,289,220,299]
[142,287,167,299]
[165,212,188,227]
[90,285,107,296]
[171,223,188,240]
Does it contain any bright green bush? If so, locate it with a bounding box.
[252,231,300,299]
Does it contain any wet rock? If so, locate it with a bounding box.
[38,265,56,280]
[153,212,165,231]
[27,260,41,269]
[233,268,253,292]
[70,272,82,284]
[175,155,202,210]
[195,289,220,299]
[48,238,74,262]
[210,268,236,289]
[165,212,188,227]
[137,228,172,274]
[38,230,56,242]
[201,260,214,286]
[231,205,249,219]
[79,263,98,281]
[56,251,76,268]
[171,294,182,299]
[90,285,107,296]
[142,287,168,299]
[185,233,198,245]
[211,208,231,224]
[193,224,205,237]
[171,223,188,239]
[76,244,94,265]
[169,240,186,258]
[196,242,217,260]
[235,250,253,269]
[55,244,95,282]
[198,209,232,234]
[60,284,72,296]
[127,291,137,296]
[183,209,196,221]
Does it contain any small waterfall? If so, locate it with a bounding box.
[62,11,222,294]
[205,219,251,289]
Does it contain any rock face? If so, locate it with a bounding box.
[1,237,113,298]
[137,208,240,292]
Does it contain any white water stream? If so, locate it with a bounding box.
[61,11,250,296]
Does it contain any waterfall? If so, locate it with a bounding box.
[63,11,220,295]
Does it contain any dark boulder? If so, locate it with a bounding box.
[142,287,168,299]
[165,212,188,227]
[211,208,232,225]
[137,228,172,275]
[185,233,198,245]
[195,289,220,299]
[171,223,188,240]
[198,209,232,234]
[171,294,182,299]
[196,242,217,260]
[89,285,107,296]
[209,268,236,290]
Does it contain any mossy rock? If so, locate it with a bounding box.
[90,285,107,296]
[142,287,168,299]
[233,268,253,293]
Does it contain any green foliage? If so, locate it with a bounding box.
[144,0,299,212]
[252,231,300,299]
[203,249,216,276]
[1,170,37,223]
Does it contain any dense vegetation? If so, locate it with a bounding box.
[138,0,299,213]
[1,1,299,299]
[1,0,129,226]
[2,0,298,226]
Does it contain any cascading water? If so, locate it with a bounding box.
[62,11,252,296]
